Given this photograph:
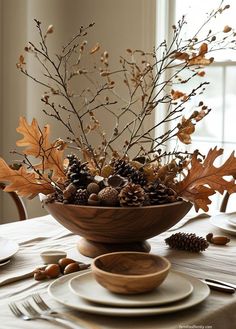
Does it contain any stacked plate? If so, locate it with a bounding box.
[48,270,210,316]
[210,212,236,235]
[0,237,19,266]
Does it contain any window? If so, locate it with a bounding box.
[156,0,236,212]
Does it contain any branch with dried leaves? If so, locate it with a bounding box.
[1,1,236,211]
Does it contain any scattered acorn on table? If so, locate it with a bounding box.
[206,232,230,245]
[33,257,90,281]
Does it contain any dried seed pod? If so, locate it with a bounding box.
[211,236,230,245]
[107,175,126,188]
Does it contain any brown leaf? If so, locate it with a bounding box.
[188,56,214,66]
[198,43,208,56]
[177,117,195,144]
[195,109,208,122]
[16,117,66,180]
[82,149,99,175]
[0,158,54,198]
[174,147,236,211]
[171,90,186,100]
[173,52,189,61]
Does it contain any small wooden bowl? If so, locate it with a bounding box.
[91,251,171,294]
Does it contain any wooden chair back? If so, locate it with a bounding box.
[0,183,27,220]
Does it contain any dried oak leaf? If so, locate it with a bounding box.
[174,147,236,212]
[16,117,65,180]
[0,158,54,198]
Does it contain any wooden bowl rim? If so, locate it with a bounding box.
[92,251,171,278]
[43,199,189,210]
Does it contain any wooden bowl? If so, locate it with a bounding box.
[42,200,192,258]
[91,251,171,294]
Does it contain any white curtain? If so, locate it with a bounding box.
[0,0,156,222]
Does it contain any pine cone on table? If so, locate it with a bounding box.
[144,180,177,205]
[119,183,145,207]
[165,232,209,252]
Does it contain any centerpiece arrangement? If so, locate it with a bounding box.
[1,2,236,256]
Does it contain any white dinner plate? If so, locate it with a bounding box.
[0,237,19,262]
[69,271,193,307]
[48,270,210,317]
[210,213,236,235]
[225,213,236,228]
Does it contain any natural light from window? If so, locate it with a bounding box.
[169,0,236,212]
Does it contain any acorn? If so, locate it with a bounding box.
[58,258,76,271]
[64,262,80,275]
[98,187,119,206]
[34,270,47,281]
[87,182,100,195]
[211,236,230,245]
[88,193,101,206]
[45,264,61,278]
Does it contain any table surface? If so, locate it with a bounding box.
[0,213,236,329]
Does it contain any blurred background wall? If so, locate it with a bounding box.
[0,0,156,222]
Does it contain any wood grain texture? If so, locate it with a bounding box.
[43,201,192,243]
[91,252,171,294]
[77,238,151,258]
[43,200,191,257]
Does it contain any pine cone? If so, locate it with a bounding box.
[119,183,145,207]
[165,232,209,252]
[144,181,177,205]
[46,191,63,203]
[74,189,88,205]
[66,154,92,188]
[98,187,119,206]
[112,159,147,186]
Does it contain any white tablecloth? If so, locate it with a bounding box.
[0,214,236,329]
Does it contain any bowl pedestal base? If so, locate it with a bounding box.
[77,238,151,258]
